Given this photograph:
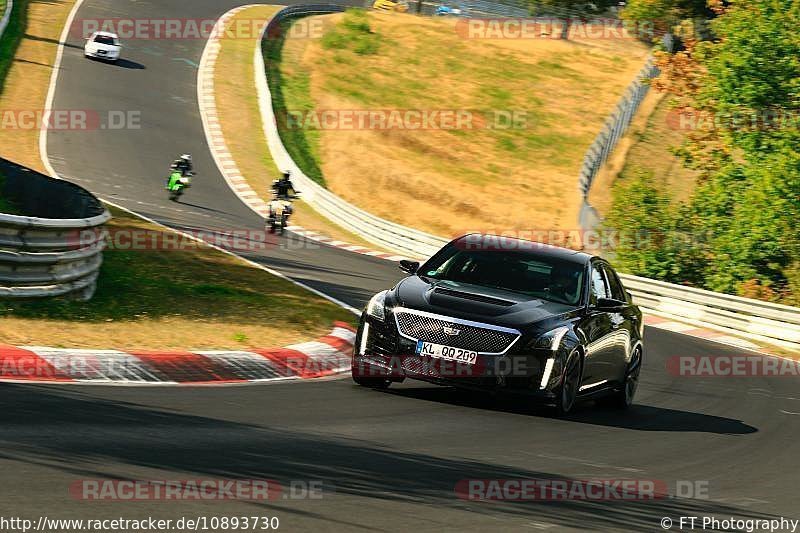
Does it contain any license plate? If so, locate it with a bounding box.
[416,341,478,364]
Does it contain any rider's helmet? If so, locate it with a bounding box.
[181,154,192,162]
[282,170,291,179]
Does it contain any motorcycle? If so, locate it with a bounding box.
[267,194,298,234]
[166,170,193,201]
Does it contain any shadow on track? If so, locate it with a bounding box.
[110,58,146,70]
[382,386,758,435]
[0,384,771,531]
[84,57,145,69]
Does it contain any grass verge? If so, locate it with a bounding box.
[263,13,325,185]
[0,207,355,349]
[589,93,698,217]
[0,0,27,213]
[0,0,22,93]
[0,0,74,172]
[275,10,650,236]
[0,172,20,213]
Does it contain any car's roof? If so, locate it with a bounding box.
[94,31,119,38]
[453,234,595,265]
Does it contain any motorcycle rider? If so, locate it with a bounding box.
[171,154,193,176]
[271,170,296,199]
[167,154,193,191]
[268,171,298,230]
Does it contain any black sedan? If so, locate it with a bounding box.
[352,234,644,414]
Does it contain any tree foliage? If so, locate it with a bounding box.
[608,0,800,302]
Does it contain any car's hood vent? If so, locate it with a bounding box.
[432,287,516,307]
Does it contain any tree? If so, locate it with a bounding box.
[619,0,800,301]
[621,0,716,43]
[529,1,619,39]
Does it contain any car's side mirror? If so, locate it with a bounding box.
[595,297,626,310]
[626,291,633,303]
[399,260,419,275]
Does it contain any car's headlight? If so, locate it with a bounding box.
[536,326,569,389]
[366,290,388,321]
[534,326,569,351]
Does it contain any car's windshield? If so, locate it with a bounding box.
[420,246,585,305]
[94,35,117,45]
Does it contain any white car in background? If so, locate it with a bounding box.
[84,31,121,62]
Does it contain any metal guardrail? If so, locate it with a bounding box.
[259,4,446,259]
[578,59,659,201]
[621,274,800,350]
[578,34,674,230]
[256,6,800,351]
[0,158,110,300]
[0,0,13,38]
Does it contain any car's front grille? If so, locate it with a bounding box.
[393,308,520,354]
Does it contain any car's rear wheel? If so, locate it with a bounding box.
[605,346,642,409]
[554,349,582,416]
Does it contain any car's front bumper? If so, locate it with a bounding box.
[353,312,559,399]
[86,49,120,60]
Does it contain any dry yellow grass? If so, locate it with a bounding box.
[284,12,650,236]
[0,0,75,171]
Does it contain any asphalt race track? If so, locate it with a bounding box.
[46,0,400,308]
[2,0,798,531]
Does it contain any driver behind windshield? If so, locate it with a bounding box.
[421,247,584,306]
[548,267,581,304]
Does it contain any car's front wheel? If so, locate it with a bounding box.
[605,346,642,409]
[554,349,582,416]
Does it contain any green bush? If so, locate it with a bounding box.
[607,0,800,304]
[605,171,687,281]
[322,9,381,56]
